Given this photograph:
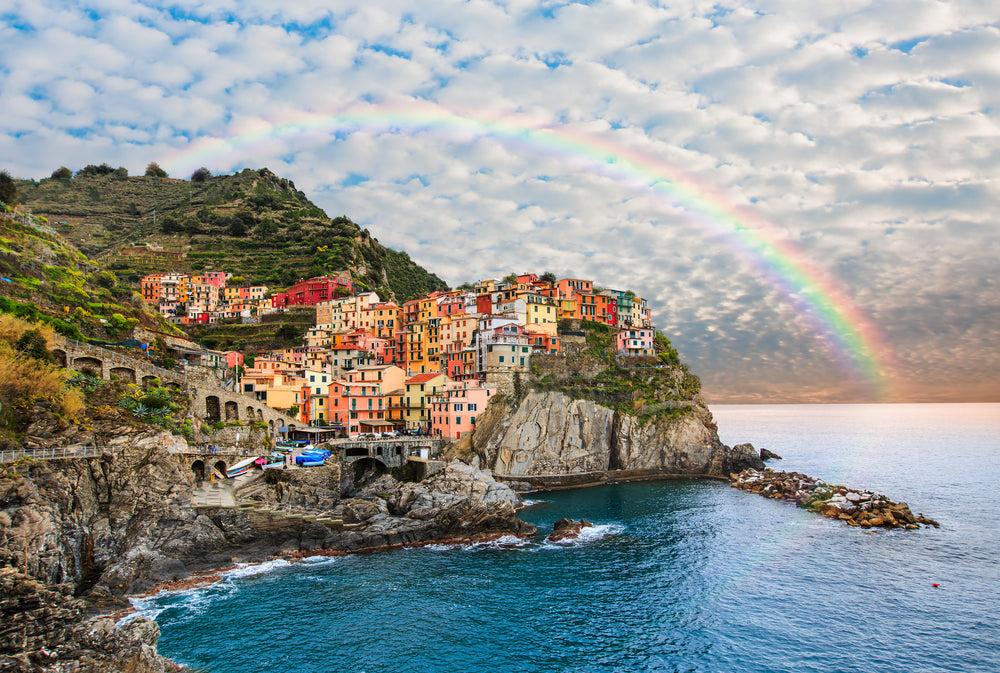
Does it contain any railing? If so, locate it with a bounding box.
[55,337,187,383]
[0,446,105,463]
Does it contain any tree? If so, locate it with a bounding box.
[228,218,247,237]
[540,271,556,283]
[0,170,17,206]
[50,166,72,180]
[77,163,115,177]
[191,167,212,183]
[145,162,168,178]
[15,329,53,363]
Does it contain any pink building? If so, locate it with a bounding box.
[616,328,655,356]
[429,380,496,440]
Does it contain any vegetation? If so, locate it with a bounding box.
[0,217,171,341]
[0,315,84,446]
[13,167,448,304]
[0,170,17,206]
[145,162,168,178]
[528,322,701,422]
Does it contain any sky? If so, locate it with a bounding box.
[1,1,998,404]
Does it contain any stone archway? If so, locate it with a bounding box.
[73,356,102,376]
[142,375,159,388]
[165,381,181,391]
[257,408,263,420]
[212,460,228,478]
[352,457,387,485]
[246,405,255,419]
[191,460,206,484]
[224,401,239,421]
[206,396,221,422]
[110,367,136,383]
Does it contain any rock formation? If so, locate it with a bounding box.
[729,468,939,529]
[1,440,533,671]
[468,392,762,487]
[547,518,593,542]
[0,569,180,673]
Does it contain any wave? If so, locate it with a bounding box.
[543,522,625,547]
[418,535,534,552]
[519,498,548,508]
[223,558,294,579]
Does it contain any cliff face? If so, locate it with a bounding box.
[470,391,760,484]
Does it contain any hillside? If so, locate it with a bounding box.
[14,167,449,302]
[0,213,177,342]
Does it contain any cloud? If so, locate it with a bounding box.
[1,0,998,402]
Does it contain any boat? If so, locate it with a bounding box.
[227,457,257,478]
[298,460,325,467]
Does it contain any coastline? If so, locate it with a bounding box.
[112,529,537,626]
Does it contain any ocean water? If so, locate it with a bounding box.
[138,404,1000,673]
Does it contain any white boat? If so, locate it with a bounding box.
[227,456,256,478]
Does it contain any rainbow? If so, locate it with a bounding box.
[162,103,896,399]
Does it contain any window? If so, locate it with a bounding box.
[499,356,504,363]
[455,403,463,411]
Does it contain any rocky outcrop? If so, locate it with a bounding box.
[548,518,593,542]
[760,447,782,461]
[1,439,534,671]
[391,461,522,520]
[0,569,180,672]
[469,392,761,486]
[729,468,939,530]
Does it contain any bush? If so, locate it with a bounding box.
[191,167,212,183]
[0,170,16,206]
[15,329,53,362]
[50,166,72,180]
[145,162,168,178]
[77,163,115,177]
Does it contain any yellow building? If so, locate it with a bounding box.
[404,372,451,431]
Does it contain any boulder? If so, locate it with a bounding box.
[548,518,593,542]
[760,447,782,461]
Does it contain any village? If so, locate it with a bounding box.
[138,270,656,442]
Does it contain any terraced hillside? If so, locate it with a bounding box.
[0,214,176,341]
[15,167,448,302]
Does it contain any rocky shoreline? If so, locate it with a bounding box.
[729,468,939,530]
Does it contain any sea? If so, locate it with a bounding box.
[133,403,999,673]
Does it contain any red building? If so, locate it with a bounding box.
[271,276,353,308]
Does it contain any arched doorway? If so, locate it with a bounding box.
[225,401,239,421]
[110,367,136,383]
[206,396,221,422]
[213,460,228,478]
[191,460,206,484]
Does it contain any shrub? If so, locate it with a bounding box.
[145,162,168,178]
[191,167,212,183]
[0,170,16,206]
[50,166,72,180]
[15,329,53,362]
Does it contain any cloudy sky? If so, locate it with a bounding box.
[2,1,998,403]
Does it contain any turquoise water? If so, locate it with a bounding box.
[138,404,1000,672]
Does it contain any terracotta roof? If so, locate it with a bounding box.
[406,372,445,384]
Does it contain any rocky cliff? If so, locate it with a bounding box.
[1,437,533,672]
[467,391,762,487]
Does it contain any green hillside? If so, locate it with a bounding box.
[14,167,448,302]
[0,214,178,341]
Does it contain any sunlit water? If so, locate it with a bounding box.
[138,404,1000,672]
